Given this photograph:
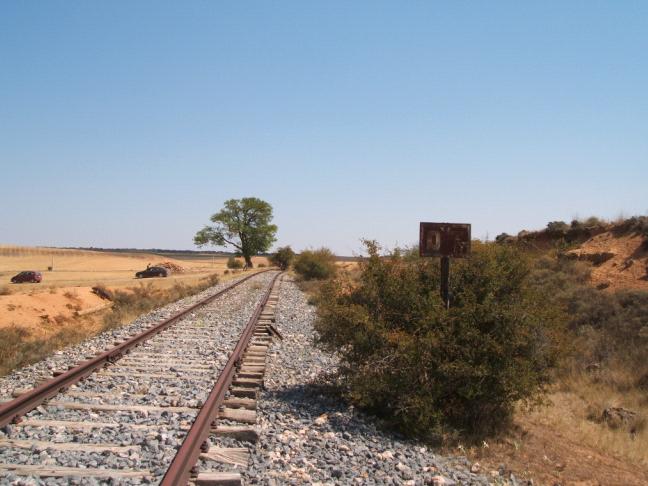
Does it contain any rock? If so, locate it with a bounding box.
[602,407,639,430]
[314,413,328,425]
[396,462,412,473]
[428,475,447,485]
[380,450,394,460]
[470,462,481,473]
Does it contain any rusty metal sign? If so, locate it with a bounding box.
[419,222,471,258]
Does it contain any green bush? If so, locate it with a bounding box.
[314,241,563,440]
[226,256,244,269]
[270,245,296,270]
[294,248,337,280]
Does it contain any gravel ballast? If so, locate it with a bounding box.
[246,277,491,485]
[0,273,269,402]
[0,271,277,485]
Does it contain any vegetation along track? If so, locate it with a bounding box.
[0,270,283,485]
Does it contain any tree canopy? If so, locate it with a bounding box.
[194,197,277,268]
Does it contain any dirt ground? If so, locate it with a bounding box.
[567,232,648,292]
[0,246,268,335]
[465,391,648,485]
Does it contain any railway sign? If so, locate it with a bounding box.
[419,222,471,258]
[419,222,471,309]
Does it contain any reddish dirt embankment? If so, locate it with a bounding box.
[566,232,648,292]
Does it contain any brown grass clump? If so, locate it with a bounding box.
[101,278,218,331]
[0,285,12,296]
[0,324,92,376]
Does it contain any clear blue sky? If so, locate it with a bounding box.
[1,2,646,255]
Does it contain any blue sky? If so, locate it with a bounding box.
[1,2,646,255]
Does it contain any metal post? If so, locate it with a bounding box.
[440,256,450,309]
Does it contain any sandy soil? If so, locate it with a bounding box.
[567,233,648,292]
[0,246,268,334]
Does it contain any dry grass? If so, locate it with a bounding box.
[0,321,98,376]
[0,245,268,293]
[549,371,648,466]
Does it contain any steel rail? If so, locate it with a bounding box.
[0,270,272,428]
[161,271,282,486]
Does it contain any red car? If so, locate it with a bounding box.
[11,271,42,283]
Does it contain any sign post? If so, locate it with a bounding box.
[419,222,471,309]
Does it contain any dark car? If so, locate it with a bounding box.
[11,271,43,283]
[135,266,168,278]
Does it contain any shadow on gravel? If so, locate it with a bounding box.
[262,381,407,443]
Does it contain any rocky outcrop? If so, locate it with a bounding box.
[565,249,616,266]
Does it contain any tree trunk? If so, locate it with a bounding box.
[244,254,253,269]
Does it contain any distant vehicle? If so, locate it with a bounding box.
[11,271,43,283]
[135,266,168,278]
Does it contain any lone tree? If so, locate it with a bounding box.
[194,197,277,268]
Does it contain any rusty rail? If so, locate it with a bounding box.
[161,272,281,486]
[0,270,272,428]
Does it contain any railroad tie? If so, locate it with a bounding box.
[195,472,242,486]
[219,407,256,424]
[0,464,152,479]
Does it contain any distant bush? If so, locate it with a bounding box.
[226,256,244,269]
[315,241,563,440]
[257,263,266,268]
[294,248,337,280]
[270,246,295,270]
[0,286,11,296]
[495,233,514,244]
[546,221,570,238]
[615,216,648,239]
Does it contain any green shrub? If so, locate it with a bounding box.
[226,256,244,269]
[294,248,337,280]
[270,246,295,270]
[314,241,563,440]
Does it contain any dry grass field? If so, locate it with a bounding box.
[0,245,268,336]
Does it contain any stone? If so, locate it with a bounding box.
[314,414,328,425]
[602,407,639,430]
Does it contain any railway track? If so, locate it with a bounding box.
[0,270,284,485]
